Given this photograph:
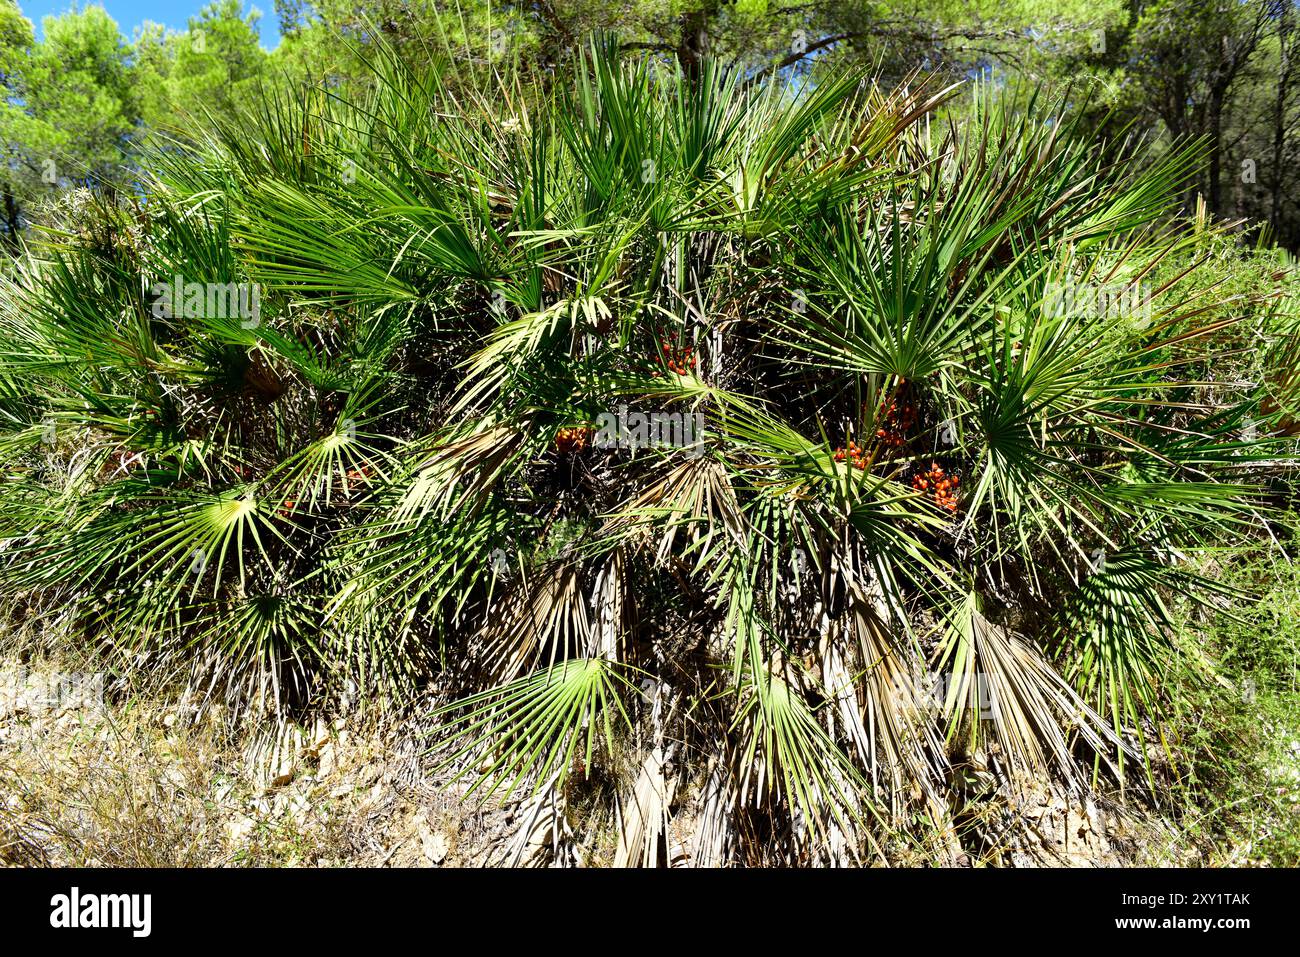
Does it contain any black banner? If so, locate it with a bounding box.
[0,866,1278,944]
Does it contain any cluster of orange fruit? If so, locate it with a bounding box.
[875,395,917,449]
[912,462,959,512]
[555,426,592,453]
[658,335,697,375]
[343,465,373,491]
[833,441,870,469]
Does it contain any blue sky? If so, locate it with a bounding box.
[17,1,282,49]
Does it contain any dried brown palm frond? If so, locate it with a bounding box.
[474,561,595,680]
[937,593,1133,789]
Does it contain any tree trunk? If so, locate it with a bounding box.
[1207,85,1226,216]
[675,2,719,85]
[2,188,19,252]
[1272,5,1292,230]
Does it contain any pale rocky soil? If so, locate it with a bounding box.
[0,661,526,867]
[0,658,1275,868]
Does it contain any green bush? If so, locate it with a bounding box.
[1167,538,1300,866]
[1,41,1295,863]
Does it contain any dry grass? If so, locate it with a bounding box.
[0,659,519,868]
[0,654,1226,868]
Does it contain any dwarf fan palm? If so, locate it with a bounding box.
[0,37,1292,864]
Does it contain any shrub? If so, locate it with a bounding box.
[0,41,1293,863]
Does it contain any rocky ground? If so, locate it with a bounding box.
[0,657,1286,867]
[0,660,531,867]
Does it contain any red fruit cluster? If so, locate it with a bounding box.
[833,441,870,470]
[912,462,959,512]
[344,464,374,491]
[654,326,697,375]
[556,426,592,453]
[876,394,917,449]
[660,339,697,375]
